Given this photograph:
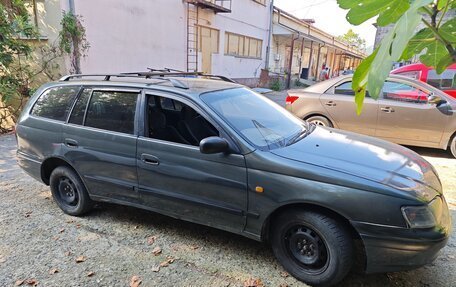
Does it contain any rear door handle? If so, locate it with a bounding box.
[64,138,78,147]
[325,101,336,107]
[381,107,394,113]
[141,154,160,166]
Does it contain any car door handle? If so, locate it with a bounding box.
[64,138,78,147]
[381,107,394,113]
[141,154,160,166]
[325,101,336,107]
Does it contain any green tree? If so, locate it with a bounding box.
[337,29,367,52]
[0,0,37,132]
[337,0,456,114]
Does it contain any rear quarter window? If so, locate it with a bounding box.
[31,86,80,121]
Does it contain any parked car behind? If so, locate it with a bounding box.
[391,63,456,98]
[286,74,456,158]
[16,72,451,286]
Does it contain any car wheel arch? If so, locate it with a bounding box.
[41,157,80,186]
[261,202,366,269]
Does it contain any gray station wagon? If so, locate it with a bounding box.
[16,72,451,286]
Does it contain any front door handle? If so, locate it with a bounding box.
[64,138,78,147]
[141,154,160,166]
[381,107,395,113]
[325,101,336,107]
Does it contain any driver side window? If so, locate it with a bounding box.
[381,81,429,104]
[146,95,219,146]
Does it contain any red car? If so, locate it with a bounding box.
[391,63,456,98]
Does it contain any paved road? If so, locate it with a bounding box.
[1,134,455,286]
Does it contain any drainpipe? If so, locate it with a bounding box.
[265,0,274,70]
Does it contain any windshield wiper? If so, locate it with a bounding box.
[286,127,309,146]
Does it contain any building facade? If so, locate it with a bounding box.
[65,0,271,86]
[268,7,365,87]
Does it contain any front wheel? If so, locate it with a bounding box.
[450,135,456,158]
[271,210,354,286]
[50,166,93,216]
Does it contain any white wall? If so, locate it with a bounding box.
[73,0,187,73]
[70,0,271,79]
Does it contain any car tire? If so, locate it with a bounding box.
[50,166,93,216]
[450,134,456,158]
[306,116,333,127]
[271,210,354,287]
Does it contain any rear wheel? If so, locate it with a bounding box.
[450,135,456,158]
[50,166,93,216]
[306,116,333,127]
[271,210,354,286]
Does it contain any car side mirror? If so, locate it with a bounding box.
[199,137,229,154]
[428,94,444,105]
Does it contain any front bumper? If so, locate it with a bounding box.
[351,196,452,274]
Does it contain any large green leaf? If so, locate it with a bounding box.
[340,0,410,26]
[439,17,456,43]
[419,41,449,69]
[401,28,434,60]
[437,0,449,10]
[353,48,378,114]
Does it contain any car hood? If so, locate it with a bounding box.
[271,126,442,201]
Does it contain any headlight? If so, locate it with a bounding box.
[401,205,436,228]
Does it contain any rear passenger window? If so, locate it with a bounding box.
[85,91,138,134]
[31,86,80,121]
[334,82,355,96]
[69,89,91,125]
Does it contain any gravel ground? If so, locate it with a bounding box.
[0,134,455,287]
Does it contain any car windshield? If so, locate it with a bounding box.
[201,88,311,150]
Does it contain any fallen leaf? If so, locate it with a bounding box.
[76,255,86,263]
[280,271,289,278]
[151,266,160,272]
[66,220,74,224]
[59,229,65,233]
[24,211,32,218]
[243,278,264,287]
[49,268,59,274]
[76,224,81,228]
[53,236,59,241]
[15,279,24,286]
[279,284,288,287]
[87,271,95,277]
[159,257,175,267]
[24,279,38,286]
[147,236,156,245]
[129,275,142,287]
[152,246,162,256]
[190,245,199,250]
[64,251,72,256]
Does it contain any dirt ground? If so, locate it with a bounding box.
[0,134,455,287]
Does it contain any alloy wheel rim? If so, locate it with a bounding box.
[310,120,326,126]
[284,225,329,273]
[57,177,78,206]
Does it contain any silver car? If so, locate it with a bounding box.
[286,75,456,158]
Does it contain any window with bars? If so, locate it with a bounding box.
[224,32,263,59]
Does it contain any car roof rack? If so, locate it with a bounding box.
[59,71,237,89]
